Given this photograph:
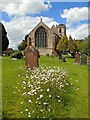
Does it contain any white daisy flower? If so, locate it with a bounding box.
[21,102,23,104]
[28,100,32,103]
[49,95,51,98]
[47,88,50,92]
[25,109,28,111]
[40,94,43,98]
[58,100,61,102]
[28,115,31,117]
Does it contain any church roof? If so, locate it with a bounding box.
[27,18,64,38]
[58,24,65,26]
[29,18,50,35]
[51,24,60,37]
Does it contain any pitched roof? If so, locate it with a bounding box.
[28,18,50,35]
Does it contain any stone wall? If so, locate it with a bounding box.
[38,48,52,55]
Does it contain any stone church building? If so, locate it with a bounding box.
[26,18,66,55]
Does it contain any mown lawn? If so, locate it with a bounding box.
[2,56,88,118]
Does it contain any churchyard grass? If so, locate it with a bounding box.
[2,56,88,118]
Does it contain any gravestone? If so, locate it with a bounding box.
[80,54,87,65]
[24,37,39,69]
[87,58,90,65]
[75,52,80,64]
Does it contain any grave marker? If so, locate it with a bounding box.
[74,52,80,64]
[24,36,39,69]
[80,54,87,65]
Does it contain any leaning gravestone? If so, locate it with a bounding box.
[24,37,39,69]
[80,54,87,65]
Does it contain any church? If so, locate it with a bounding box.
[26,18,66,55]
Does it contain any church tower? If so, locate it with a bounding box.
[56,24,66,37]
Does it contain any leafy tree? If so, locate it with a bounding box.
[56,35,68,53]
[18,40,27,50]
[0,22,9,55]
[75,40,82,52]
[67,35,76,57]
[84,34,90,55]
[25,34,31,45]
[75,39,87,54]
[84,34,90,48]
[88,35,90,49]
[67,35,76,53]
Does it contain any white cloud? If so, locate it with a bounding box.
[67,23,89,39]
[1,3,89,49]
[1,15,89,49]
[61,7,89,27]
[1,16,58,49]
[1,0,52,16]
[61,6,89,40]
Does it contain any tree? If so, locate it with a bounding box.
[75,39,87,54]
[84,34,90,49]
[84,34,90,55]
[25,34,31,45]
[67,35,76,57]
[0,22,9,55]
[56,35,68,53]
[18,40,27,50]
[67,35,76,53]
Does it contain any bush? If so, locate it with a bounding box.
[11,51,23,59]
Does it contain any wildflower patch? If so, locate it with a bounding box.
[13,65,72,118]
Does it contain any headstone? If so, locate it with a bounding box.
[80,54,87,65]
[75,52,80,64]
[87,58,90,65]
[24,36,39,69]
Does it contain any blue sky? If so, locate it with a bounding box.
[0,1,89,49]
[40,2,88,23]
[1,2,88,23]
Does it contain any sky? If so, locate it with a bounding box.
[0,0,90,49]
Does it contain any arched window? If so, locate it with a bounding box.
[35,26,47,48]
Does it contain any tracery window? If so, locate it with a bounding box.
[35,26,47,48]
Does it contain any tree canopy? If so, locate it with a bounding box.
[56,35,68,52]
[56,34,89,57]
[0,22,9,55]
[18,40,27,50]
[67,35,76,53]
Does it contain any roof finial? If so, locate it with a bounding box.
[40,18,42,22]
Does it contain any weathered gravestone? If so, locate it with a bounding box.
[87,58,90,65]
[24,37,39,69]
[74,52,80,64]
[80,54,87,65]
